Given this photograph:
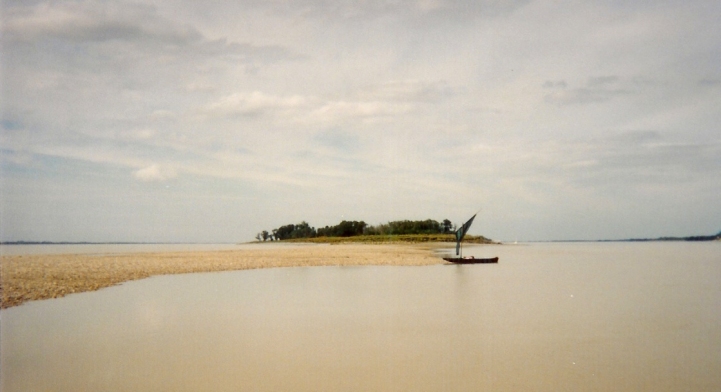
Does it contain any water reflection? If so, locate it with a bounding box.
[2,242,720,391]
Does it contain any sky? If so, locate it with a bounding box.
[1,0,720,243]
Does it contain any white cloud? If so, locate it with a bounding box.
[123,128,156,141]
[149,110,177,120]
[238,0,531,22]
[133,164,177,182]
[543,76,633,105]
[186,82,216,92]
[199,89,420,125]
[2,0,720,242]
[201,91,312,117]
[3,1,200,44]
[360,80,453,102]
[311,100,414,123]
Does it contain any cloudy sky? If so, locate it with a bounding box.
[1,0,720,243]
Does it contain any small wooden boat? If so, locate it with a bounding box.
[444,256,498,264]
[445,212,498,264]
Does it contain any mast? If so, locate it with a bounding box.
[455,213,477,257]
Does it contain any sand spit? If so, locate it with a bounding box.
[1,244,443,308]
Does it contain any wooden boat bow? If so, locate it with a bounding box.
[443,256,499,264]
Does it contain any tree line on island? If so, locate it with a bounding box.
[256,219,457,242]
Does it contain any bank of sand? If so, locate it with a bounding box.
[1,244,445,308]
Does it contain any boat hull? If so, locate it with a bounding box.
[443,257,498,264]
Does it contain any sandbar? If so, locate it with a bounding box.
[1,244,444,308]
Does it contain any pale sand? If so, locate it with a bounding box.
[0,244,444,308]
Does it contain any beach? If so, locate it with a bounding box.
[1,243,443,308]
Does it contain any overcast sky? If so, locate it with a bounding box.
[1,0,720,243]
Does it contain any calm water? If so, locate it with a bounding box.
[2,242,720,391]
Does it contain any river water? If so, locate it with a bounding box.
[2,242,720,391]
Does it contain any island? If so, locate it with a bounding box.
[254,218,496,244]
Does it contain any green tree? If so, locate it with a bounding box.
[442,219,453,233]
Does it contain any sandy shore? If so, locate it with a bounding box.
[1,244,445,308]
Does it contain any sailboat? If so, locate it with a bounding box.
[443,213,499,264]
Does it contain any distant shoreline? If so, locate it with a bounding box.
[540,233,721,243]
[3,231,719,245]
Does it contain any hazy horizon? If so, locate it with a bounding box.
[2,227,719,244]
[2,0,720,243]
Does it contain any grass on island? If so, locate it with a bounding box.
[272,234,496,244]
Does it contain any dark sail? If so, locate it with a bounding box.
[455,213,476,255]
